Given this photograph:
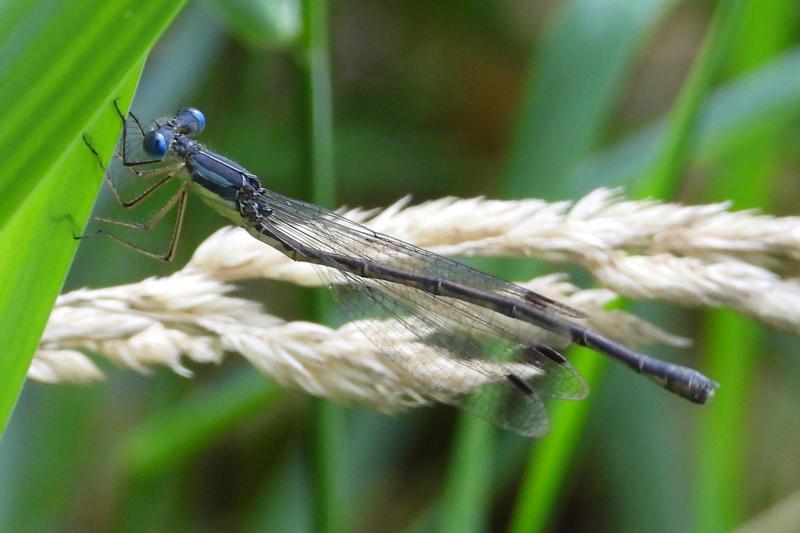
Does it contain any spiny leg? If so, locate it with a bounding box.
[93,180,187,231]
[80,103,188,260]
[96,186,189,261]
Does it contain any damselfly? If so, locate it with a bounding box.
[83,102,717,437]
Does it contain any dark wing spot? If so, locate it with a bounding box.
[519,344,568,365]
[534,345,568,365]
[506,374,534,395]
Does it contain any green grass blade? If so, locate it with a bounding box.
[694,2,796,530]
[496,1,673,531]
[438,417,494,533]
[504,0,674,198]
[120,374,280,478]
[580,3,747,529]
[297,1,345,532]
[569,46,800,190]
[509,351,603,533]
[440,1,673,531]
[595,2,747,529]
[506,1,745,529]
[300,0,336,207]
[637,0,746,197]
[0,0,186,437]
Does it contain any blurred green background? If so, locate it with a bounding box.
[2,1,800,532]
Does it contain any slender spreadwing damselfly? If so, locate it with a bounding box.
[82,102,717,437]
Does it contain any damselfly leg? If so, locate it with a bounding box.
[81,103,190,261]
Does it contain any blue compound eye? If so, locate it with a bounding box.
[143,131,168,158]
[177,107,205,134]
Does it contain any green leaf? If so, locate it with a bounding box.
[0,0,186,436]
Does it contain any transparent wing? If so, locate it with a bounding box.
[255,190,586,319]
[328,270,581,437]
[252,189,589,436]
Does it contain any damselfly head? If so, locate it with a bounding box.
[142,130,172,159]
[175,108,206,135]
